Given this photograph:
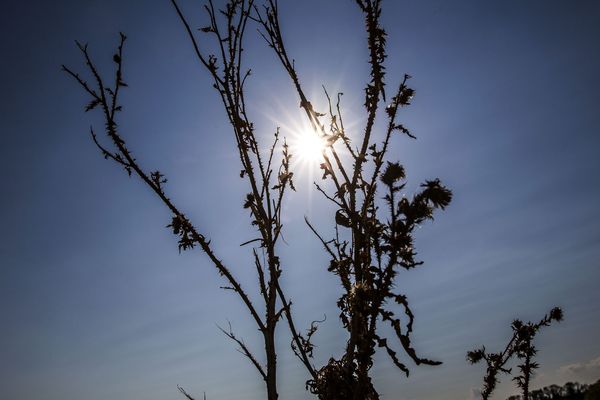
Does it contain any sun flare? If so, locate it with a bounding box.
[293,130,326,163]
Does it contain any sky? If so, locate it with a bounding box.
[1,0,600,399]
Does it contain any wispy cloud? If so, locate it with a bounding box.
[468,387,482,400]
[558,356,600,382]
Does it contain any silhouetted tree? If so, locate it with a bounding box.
[506,380,595,400]
[65,0,452,399]
[468,307,563,400]
[585,380,600,400]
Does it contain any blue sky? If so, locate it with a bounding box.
[1,1,599,399]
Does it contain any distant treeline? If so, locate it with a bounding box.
[507,380,600,399]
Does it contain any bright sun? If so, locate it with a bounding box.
[293,130,326,163]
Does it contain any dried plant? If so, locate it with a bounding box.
[467,307,563,400]
[254,1,451,398]
[64,1,302,398]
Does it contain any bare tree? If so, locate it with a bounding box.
[65,0,453,399]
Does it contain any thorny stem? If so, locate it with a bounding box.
[467,307,563,400]
[65,2,302,399]
[256,1,451,399]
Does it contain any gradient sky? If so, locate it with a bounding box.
[1,1,600,399]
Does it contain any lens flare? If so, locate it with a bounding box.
[293,130,326,163]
